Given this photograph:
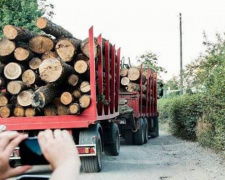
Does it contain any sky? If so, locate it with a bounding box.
[51,0,225,80]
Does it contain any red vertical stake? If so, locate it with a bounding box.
[155,72,158,115]
[97,35,103,115]
[150,70,152,116]
[89,27,97,118]
[140,64,143,116]
[104,41,110,115]
[146,69,150,116]
[115,48,121,112]
[110,45,115,114]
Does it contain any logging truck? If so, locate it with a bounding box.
[0,18,158,173]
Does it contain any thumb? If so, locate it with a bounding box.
[8,165,32,177]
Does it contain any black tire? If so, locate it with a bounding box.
[150,116,159,138]
[105,123,120,156]
[124,129,134,145]
[143,117,148,144]
[134,118,144,145]
[81,133,102,173]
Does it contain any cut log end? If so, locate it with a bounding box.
[4,62,22,80]
[17,90,33,107]
[0,39,16,56]
[128,67,140,81]
[0,106,11,118]
[3,25,18,40]
[68,74,79,86]
[13,106,25,117]
[121,77,130,86]
[0,95,8,106]
[25,107,36,117]
[36,17,48,29]
[79,95,91,108]
[41,51,58,60]
[80,81,91,93]
[7,81,25,95]
[29,36,54,54]
[60,92,73,105]
[72,89,82,99]
[29,57,42,70]
[44,105,57,116]
[74,60,88,74]
[22,69,36,85]
[57,105,69,115]
[14,47,30,61]
[69,103,80,114]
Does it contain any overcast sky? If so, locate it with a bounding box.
[52,0,225,80]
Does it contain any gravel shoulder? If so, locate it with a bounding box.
[79,130,225,180]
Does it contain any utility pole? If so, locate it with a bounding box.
[179,13,183,94]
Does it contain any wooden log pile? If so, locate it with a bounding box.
[0,17,96,118]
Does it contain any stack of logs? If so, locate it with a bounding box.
[0,17,98,118]
[120,67,147,100]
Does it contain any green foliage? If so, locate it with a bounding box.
[0,0,54,37]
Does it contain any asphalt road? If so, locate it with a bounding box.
[11,130,225,180]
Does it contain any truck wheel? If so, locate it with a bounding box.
[134,118,144,145]
[143,117,148,144]
[150,116,159,138]
[124,130,134,145]
[79,124,103,173]
[105,123,120,156]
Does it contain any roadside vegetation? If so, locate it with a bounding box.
[159,33,225,153]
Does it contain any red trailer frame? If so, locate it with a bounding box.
[0,26,121,131]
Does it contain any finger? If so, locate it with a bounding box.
[62,130,72,139]
[54,129,63,139]
[4,134,28,157]
[0,131,19,151]
[38,131,47,151]
[7,165,32,177]
[44,129,54,141]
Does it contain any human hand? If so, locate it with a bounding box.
[0,128,32,180]
[38,129,81,170]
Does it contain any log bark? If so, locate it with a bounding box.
[126,83,140,93]
[60,92,73,105]
[29,57,42,70]
[0,38,16,57]
[0,63,5,75]
[120,68,128,77]
[29,35,54,54]
[41,51,58,60]
[57,104,69,115]
[80,81,91,93]
[121,77,130,86]
[13,106,25,117]
[69,103,80,114]
[39,58,75,83]
[0,105,13,118]
[36,17,74,38]
[14,47,34,61]
[68,74,79,87]
[55,38,81,62]
[17,89,33,107]
[44,105,57,116]
[0,94,8,106]
[74,53,89,62]
[0,76,6,89]
[80,38,100,58]
[74,60,89,75]
[3,25,35,41]
[25,107,36,117]
[4,62,24,80]
[32,84,61,108]
[79,95,91,108]
[22,69,41,86]
[7,81,26,95]
[72,89,82,99]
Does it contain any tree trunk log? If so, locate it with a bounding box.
[41,51,58,60]
[55,38,81,62]
[80,81,91,93]
[4,62,24,80]
[0,63,5,75]
[36,17,74,38]
[0,105,13,118]
[0,38,16,57]
[74,60,89,75]
[32,84,61,108]
[0,76,6,89]
[25,107,36,117]
[29,35,54,54]
[57,104,69,115]
[121,77,130,86]
[60,92,73,105]
[79,95,91,108]
[13,106,25,117]
[74,53,89,62]
[0,94,8,106]
[127,67,140,81]
[7,81,26,95]
[44,105,57,116]
[29,57,42,70]
[39,58,75,83]
[69,103,80,114]
[14,47,34,61]
[3,25,35,41]
[17,89,33,107]
[120,68,128,77]
[68,74,79,87]
[72,89,82,99]
[80,38,100,58]
[126,83,140,93]
[22,69,41,86]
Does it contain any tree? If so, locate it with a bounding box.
[0,0,54,37]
